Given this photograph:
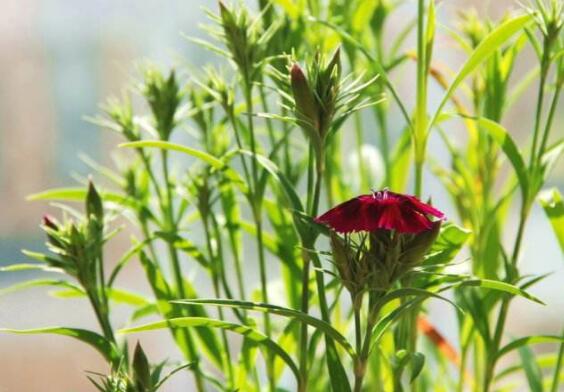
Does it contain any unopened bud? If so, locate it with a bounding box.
[132,341,151,390]
[290,63,319,134]
[86,180,104,223]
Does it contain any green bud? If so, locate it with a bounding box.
[330,232,373,304]
[132,342,152,391]
[143,68,181,140]
[399,221,442,268]
[290,63,320,141]
[329,232,356,293]
[105,95,138,141]
[86,180,104,224]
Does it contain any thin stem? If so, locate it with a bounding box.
[551,328,564,392]
[374,107,390,186]
[244,85,274,391]
[538,82,562,164]
[414,0,427,200]
[298,257,310,392]
[161,151,185,297]
[354,301,362,356]
[202,211,235,387]
[483,206,529,391]
[354,112,368,191]
[414,162,423,198]
[160,149,205,392]
[354,307,379,392]
[259,85,277,152]
[87,289,116,346]
[298,155,324,391]
[529,42,550,167]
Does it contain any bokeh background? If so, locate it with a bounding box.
[0,0,562,391]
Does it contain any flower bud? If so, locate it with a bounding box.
[86,180,104,224]
[399,221,442,268]
[132,341,152,391]
[290,64,318,126]
[330,232,373,308]
[42,215,59,231]
[143,68,181,140]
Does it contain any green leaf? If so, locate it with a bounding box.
[538,188,564,252]
[518,344,544,392]
[119,317,300,382]
[497,336,564,360]
[174,298,355,357]
[238,150,304,213]
[27,187,138,209]
[410,352,426,383]
[540,139,564,180]
[370,299,421,350]
[311,18,412,130]
[389,128,412,192]
[456,278,544,305]
[154,363,195,391]
[0,327,118,363]
[424,222,471,265]
[0,279,83,297]
[430,14,532,129]
[496,353,559,381]
[108,239,153,287]
[51,287,150,307]
[0,263,64,274]
[138,252,223,371]
[424,0,436,76]
[375,288,463,315]
[120,140,224,168]
[478,117,529,199]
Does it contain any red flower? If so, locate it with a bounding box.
[315,189,445,234]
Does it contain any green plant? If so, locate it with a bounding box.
[2,1,563,391]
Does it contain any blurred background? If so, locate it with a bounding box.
[0,0,562,391]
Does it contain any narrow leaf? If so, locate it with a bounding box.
[0,327,117,363]
[120,317,300,381]
[538,188,564,252]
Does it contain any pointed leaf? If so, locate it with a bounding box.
[119,317,300,381]
[538,188,564,252]
[0,327,118,363]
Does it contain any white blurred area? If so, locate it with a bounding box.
[0,0,562,391]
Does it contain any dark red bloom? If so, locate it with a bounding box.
[315,189,445,234]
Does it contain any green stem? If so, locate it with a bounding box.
[160,149,205,392]
[202,211,235,387]
[414,0,427,200]
[483,206,528,391]
[537,82,562,165]
[298,256,310,392]
[374,108,390,186]
[529,42,550,167]
[244,86,275,391]
[298,157,324,391]
[87,289,116,346]
[259,85,277,153]
[354,307,379,392]
[551,328,564,392]
[354,300,362,358]
[414,161,423,198]
[354,112,368,191]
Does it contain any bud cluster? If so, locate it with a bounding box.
[218,1,277,86]
[290,49,341,159]
[329,222,441,302]
[288,49,380,168]
[142,68,182,141]
[41,182,106,290]
[103,95,139,142]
